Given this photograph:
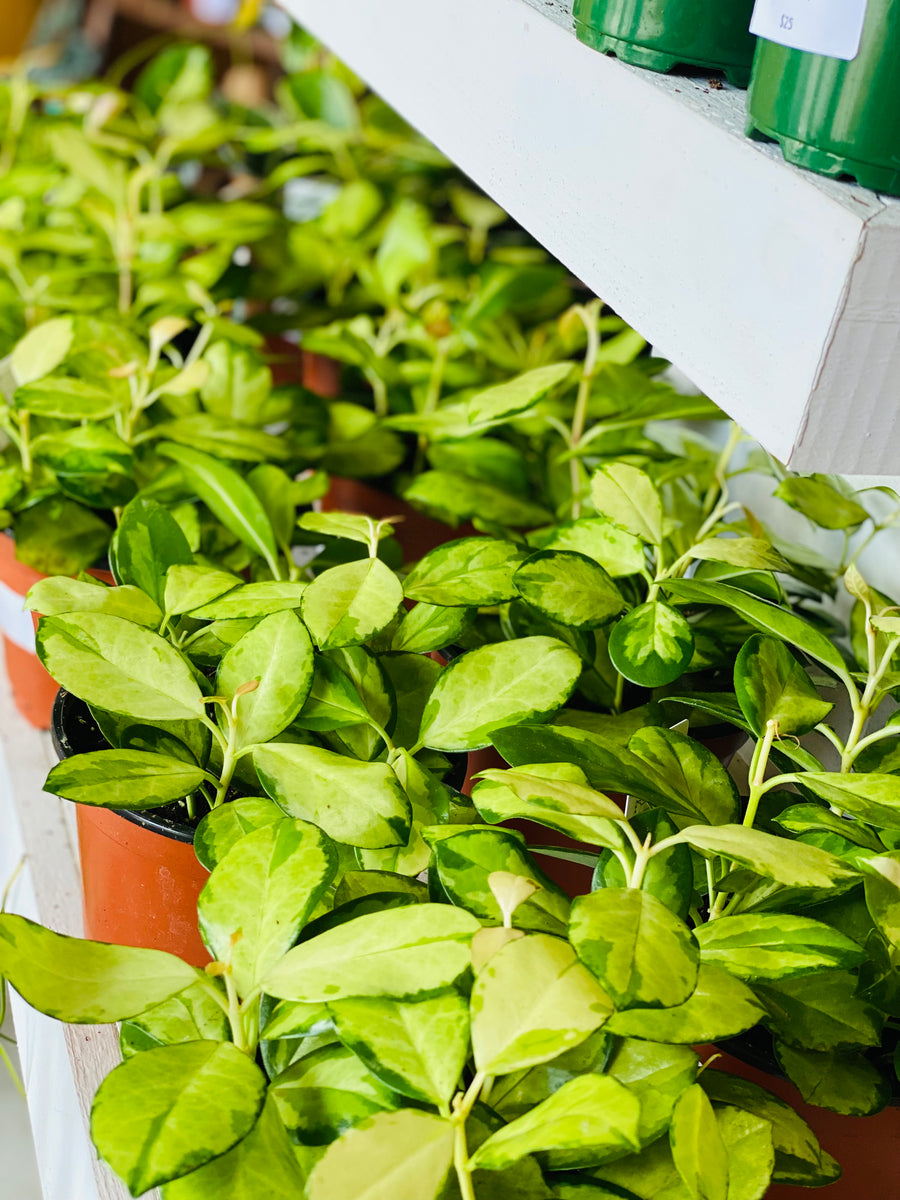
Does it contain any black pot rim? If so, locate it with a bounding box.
[51,689,196,844]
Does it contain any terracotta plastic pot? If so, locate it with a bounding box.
[0,534,114,730]
[0,0,41,58]
[264,334,342,399]
[322,476,477,563]
[52,690,210,967]
[699,1038,900,1198]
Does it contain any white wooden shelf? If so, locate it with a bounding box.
[0,667,159,1200]
[280,0,900,475]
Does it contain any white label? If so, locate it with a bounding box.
[0,578,35,653]
[750,0,867,61]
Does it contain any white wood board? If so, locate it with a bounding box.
[0,667,159,1200]
[280,0,900,474]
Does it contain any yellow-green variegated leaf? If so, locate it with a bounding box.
[608,601,694,688]
[471,933,613,1075]
[570,888,699,1010]
[307,1110,454,1200]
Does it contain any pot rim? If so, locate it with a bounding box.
[51,688,196,844]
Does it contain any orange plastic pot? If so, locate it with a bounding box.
[53,691,210,966]
[75,805,210,967]
[264,334,342,398]
[698,1046,900,1198]
[0,0,41,59]
[322,477,477,563]
[0,534,114,729]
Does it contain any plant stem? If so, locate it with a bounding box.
[451,1070,487,1200]
[569,303,601,519]
[743,719,777,829]
[629,834,653,890]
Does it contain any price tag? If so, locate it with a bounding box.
[0,578,35,653]
[750,0,868,61]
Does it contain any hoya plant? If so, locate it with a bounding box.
[28,503,584,872]
[0,814,838,1199]
[469,562,900,1119]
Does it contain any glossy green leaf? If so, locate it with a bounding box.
[163,564,241,617]
[328,991,469,1105]
[293,654,372,731]
[689,537,788,573]
[427,827,571,935]
[755,972,883,1051]
[664,579,852,685]
[198,819,337,995]
[254,743,411,848]
[91,1041,266,1195]
[403,471,553,528]
[302,558,402,649]
[734,635,833,737]
[627,727,739,825]
[590,464,662,545]
[271,1042,399,1145]
[536,517,645,578]
[669,825,856,890]
[472,763,626,849]
[608,602,694,688]
[472,933,612,1075]
[25,577,161,626]
[375,200,433,297]
[14,377,121,420]
[669,1084,728,1200]
[694,914,864,981]
[471,1075,641,1170]
[418,637,581,752]
[774,1043,889,1116]
[163,1095,306,1200]
[775,475,869,531]
[36,613,205,721]
[14,497,111,576]
[193,796,283,871]
[190,580,306,620]
[607,1039,698,1147]
[263,904,480,1003]
[606,963,763,1043]
[158,442,280,575]
[570,888,699,1010]
[403,538,525,607]
[514,550,625,629]
[466,362,574,425]
[10,316,73,383]
[0,914,199,1022]
[45,750,208,810]
[298,511,394,546]
[111,497,193,609]
[783,772,900,830]
[307,1110,454,1200]
[218,611,314,748]
[120,981,229,1058]
[700,1072,840,1187]
[390,602,475,653]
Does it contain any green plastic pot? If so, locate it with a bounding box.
[573,0,758,86]
[747,2,900,195]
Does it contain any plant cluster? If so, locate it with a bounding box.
[3,27,900,1200]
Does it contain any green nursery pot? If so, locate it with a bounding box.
[573,0,758,86]
[747,1,900,194]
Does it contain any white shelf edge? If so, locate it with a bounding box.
[0,661,159,1200]
[279,0,900,474]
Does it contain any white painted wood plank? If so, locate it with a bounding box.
[0,666,159,1200]
[280,0,900,473]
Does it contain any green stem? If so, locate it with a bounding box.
[628,834,653,890]
[743,719,778,829]
[569,303,602,520]
[451,1070,487,1200]
[18,413,32,482]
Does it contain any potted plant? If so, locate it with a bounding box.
[28,502,585,961]
[0,813,838,1198]
[469,560,900,1195]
